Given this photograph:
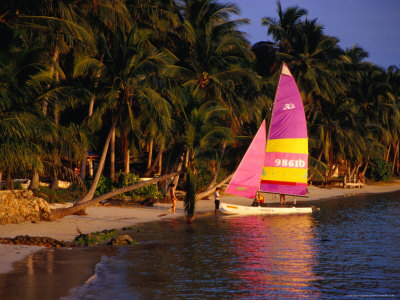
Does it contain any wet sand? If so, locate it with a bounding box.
[1,182,400,276]
[0,246,116,300]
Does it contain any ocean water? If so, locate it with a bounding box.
[1,192,400,299]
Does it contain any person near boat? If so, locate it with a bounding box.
[280,194,286,205]
[252,191,265,206]
[168,183,177,214]
[214,187,222,214]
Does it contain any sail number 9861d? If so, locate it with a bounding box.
[274,159,305,168]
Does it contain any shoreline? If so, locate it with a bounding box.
[1,182,400,274]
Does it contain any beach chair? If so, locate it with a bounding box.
[344,174,365,189]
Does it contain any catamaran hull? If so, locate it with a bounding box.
[219,203,316,215]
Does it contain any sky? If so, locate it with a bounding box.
[231,0,400,69]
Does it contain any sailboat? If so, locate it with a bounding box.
[220,63,317,215]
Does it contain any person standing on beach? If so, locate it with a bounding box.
[168,183,177,214]
[214,187,222,214]
[280,194,286,205]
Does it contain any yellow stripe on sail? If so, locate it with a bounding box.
[266,138,308,154]
[261,166,308,183]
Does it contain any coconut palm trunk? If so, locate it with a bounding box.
[392,141,399,176]
[143,148,162,177]
[205,142,226,190]
[78,106,123,203]
[29,171,40,190]
[110,128,116,181]
[172,154,185,188]
[196,173,233,200]
[50,48,61,190]
[147,139,153,170]
[80,81,98,180]
[51,170,185,219]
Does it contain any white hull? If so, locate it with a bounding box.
[219,203,316,215]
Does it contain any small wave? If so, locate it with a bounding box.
[61,252,136,300]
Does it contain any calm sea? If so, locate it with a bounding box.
[1,192,400,299]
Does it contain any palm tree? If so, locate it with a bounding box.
[0,29,61,189]
[386,65,400,174]
[1,0,99,189]
[71,24,175,204]
[173,0,261,178]
[262,1,307,54]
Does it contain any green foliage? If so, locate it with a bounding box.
[366,158,392,182]
[84,175,112,197]
[85,172,161,200]
[74,230,118,246]
[195,159,229,191]
[74,229,118,246]
[113,171,161,200]
[96,175,113,197]
[34,186,83,203]
[13,181,22,190]
[122,226,135,231]
[195,160,213,191]
[122,226,143,232]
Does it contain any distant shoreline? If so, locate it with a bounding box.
[1,181,400,274]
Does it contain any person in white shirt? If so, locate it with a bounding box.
[214,187,222,214]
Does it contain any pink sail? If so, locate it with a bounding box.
[260,64,308,196]
[225,120,266,199]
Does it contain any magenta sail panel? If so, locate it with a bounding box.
[225,121,266,199]
[260,183,307,196]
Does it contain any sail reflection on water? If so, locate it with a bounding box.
[225,215,321,297]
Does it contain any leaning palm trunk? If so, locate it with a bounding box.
[205,143,226,190]
[51,170,185,219]
[385,144,391,162]
[78,106,123,203]
[350,163,361,178]
[172,154,185,188]
[144,148,162,177]
[391,141,399,176]
[196,173,233,200]
[361,158,369,178]
[184,170,197,224]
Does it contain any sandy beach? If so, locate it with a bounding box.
[1,182,400,274]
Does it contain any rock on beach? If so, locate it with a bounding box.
[0,190,51,225]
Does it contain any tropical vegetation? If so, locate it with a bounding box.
[0,0,399,218]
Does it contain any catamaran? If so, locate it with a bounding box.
[220,63,317,215]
